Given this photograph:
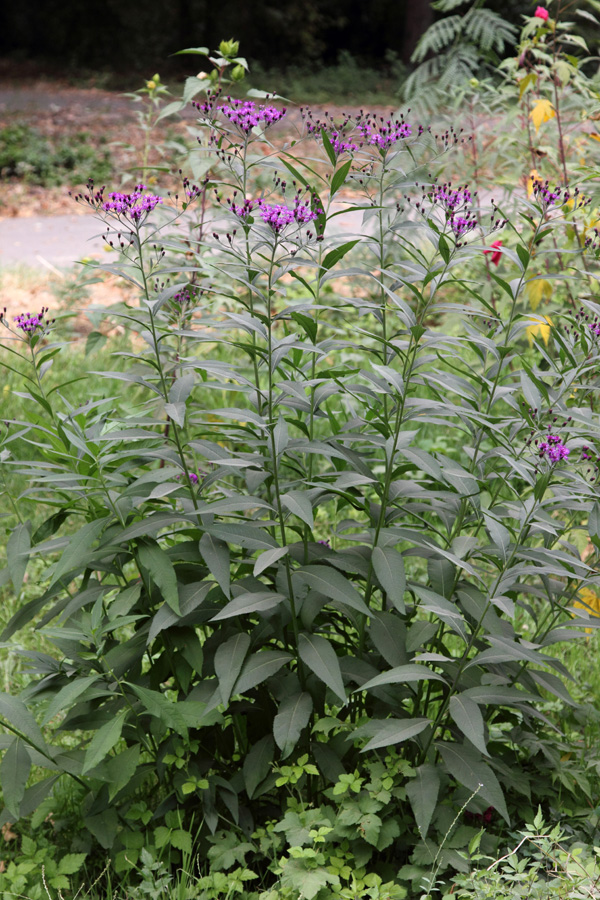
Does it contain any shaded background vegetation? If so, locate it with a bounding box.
[0,0,529,80]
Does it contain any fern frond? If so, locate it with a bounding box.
[463,8,517,54]
[403,56,445,99]
[438,45,479,89]
[411,15,463,63]
[432,0,468,12]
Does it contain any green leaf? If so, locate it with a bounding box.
[321,128,337,165]
[42,675,102,726]
[100,745,141,801]
[437,741,509,823]
[85,331,108,355]
[406,764,440,839]
[7,523,30,595]
[254,546,289,577]
[449,694,487,755]
[273,692,313,758]
[84,807,119,849]
[358,717,430,752]
[281,491,314,529]
[137,539,180,614]
[358,664,447,692]
[243,735,275,799]
[0,694,49,752]
[369,612,408,667]
[210,591,286,621]
[168,372,195,404]
[49,518,107,588]
[329,160,353,197]
[298,634,346,702]
[82,711,127,774]
[200,533,231,598]
[206,524,278,550]
[57,854,87,876]
[320,239,360,273]
[297,566,370,617]
[234,651,293,695]
[1,738,31,818]
[127,684,188,738]
[372,547,406,613]
[215,633,251,705]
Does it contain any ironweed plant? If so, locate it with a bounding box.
[1,18,600,895]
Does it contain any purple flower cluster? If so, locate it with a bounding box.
[450,214,478,237]
[429,183,474,212]
[176,471,202,485]
[301,108,419,158]
[357,120,412,150]
[229,198,257,220]
[531,179,561,208]
[196,93,287,134]
[538,434,569,462]
[257,200,320,233]
[13,308,50,334]
[102,185,162,221]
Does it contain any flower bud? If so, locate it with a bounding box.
[231,64,245,82]
[219,39,239,58]
[197,71,209,80]
[146,80,157,90]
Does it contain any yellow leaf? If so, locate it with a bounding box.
[589,133,600,142]
[524,278,552,311]
[573,587,600,634]
[530,98,556,133]
[525,315,553,346]
[518,71,537,99]
[527,168,540,198]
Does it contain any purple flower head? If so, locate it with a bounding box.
[11,307,51,336]
[173,287,194,305]
[429,182,474,212]
[216,98,287,134]
[318,539,331,548]
[539,434,570,463]
[102,185,162,221]
[450,214,478,237]
[356,119,413,151]
[257,198,320,234]
[176,471,203,485]
[228,197,257,220]
[531,179,561,209]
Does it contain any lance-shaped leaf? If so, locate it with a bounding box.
[234,650,292,695]
[243,735,275,799]
[406,763,440,839]
[298,634,346,703]
[7,523,30,595]
[137,539,180,614]
[214,633,251,705]
[297,566,369,617]
[200,533,230,598]
[274,692,313,759]
[437,741,509,823]
[127,684,188,738]
[357,717,431,752]
[210,591,285,621]
[82,710,127,774]
[449,694,488,756]
[357,664,448,693]
[0,694,49,753]
[0,737,31,818]
[372,547,406,613]
[49,518,107,588]
[281,491,314,529]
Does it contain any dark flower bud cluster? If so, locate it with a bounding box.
[566,307,600,342]
[531,179,589,214]
[176,471,203,485]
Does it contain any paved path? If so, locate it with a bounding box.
[0,214,106,269]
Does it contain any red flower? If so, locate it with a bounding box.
[483,240,503,266]
[534,6,549,20]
